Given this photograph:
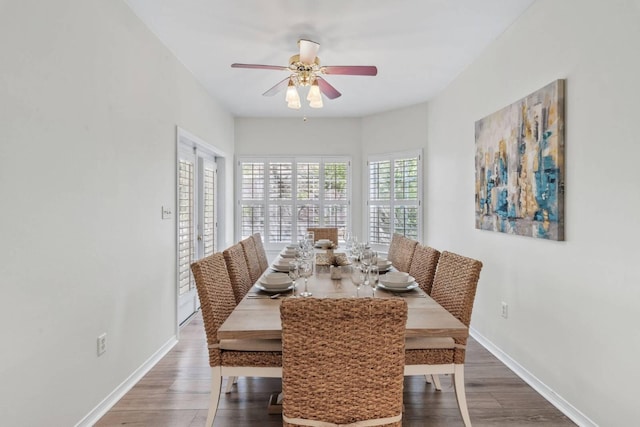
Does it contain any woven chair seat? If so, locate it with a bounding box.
[221,351,282,367]
[405,348,458,365]
[220,338,282,352]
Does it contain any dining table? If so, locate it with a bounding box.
[217,249,469,414]
[218,254,468,341]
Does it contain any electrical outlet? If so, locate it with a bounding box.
[97,333,107,356]
[501,302,508,319]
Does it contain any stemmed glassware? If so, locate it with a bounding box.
[368,265,379,297]
[299,259,313,297]
[288,260,299,297]
[350,266,366,297]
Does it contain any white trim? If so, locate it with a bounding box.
[469,327,596,427]
[74,336,178,427]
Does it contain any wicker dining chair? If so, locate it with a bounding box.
[251,232,270,272]
[408,244,441,295]
[280,298,407,427]
[191,253,282,427]
[387,233,418,272]
[222,243,253,304]
[404,250,483,427]
[306,227,338,244]
[240,236,262,284]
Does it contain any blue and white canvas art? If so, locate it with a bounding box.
[475,80,565,240]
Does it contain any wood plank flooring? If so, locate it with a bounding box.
[96,312,575,426]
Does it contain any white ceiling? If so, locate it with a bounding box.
[124,0,535,118]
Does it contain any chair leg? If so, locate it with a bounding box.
[206,367,222,427]
[452,365,471,427]
[225,376,237,393]
[424,374,431,383]
[431,374,442,391]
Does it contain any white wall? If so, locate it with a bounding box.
[234,117,362,243]
[425,0,640,425]
[0,1,234,425]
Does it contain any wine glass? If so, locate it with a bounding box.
[361,248,373,271]
[368,265,379,297]
[305,231,315,248]
[288,260,299,297]
[350,267,366,297]
[299,260,313,297]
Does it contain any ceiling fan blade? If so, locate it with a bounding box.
[316,77,341,99]
[262,77,291,97]
[321,65,378,76]
[231,63,288,71]
[298,39,320,64]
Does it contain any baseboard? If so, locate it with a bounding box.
[469,327,595,427]
[74,336,178,427]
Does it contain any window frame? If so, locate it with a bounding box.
[236,156,352,250]
[366,149,423,251]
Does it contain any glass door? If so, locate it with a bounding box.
[177,142,217,325]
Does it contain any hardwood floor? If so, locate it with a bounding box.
[96,312,575,426]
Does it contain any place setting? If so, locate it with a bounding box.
[314,238,336,249]
[270,257,295,272]
[250,272,295,298]
[376,271,424,297]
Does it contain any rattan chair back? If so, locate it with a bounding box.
[251,232,269,272]
[408,245,441,295]
[223,243,253,304]
[431,251,483,339]
[280,298,407,427]
[387,233,418,272]
[240,237,262,284]
[190,253,237,367]
[306,227,338,244]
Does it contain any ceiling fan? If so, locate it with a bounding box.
[231,39,378,109]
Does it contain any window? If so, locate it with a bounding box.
[367,150,422,246]
[238,157,350,248]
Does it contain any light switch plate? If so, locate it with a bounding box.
[162,206,173,220]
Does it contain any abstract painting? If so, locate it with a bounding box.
[475,80,565,240]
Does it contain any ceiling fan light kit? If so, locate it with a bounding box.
[231,39,377,110]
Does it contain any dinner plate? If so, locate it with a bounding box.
[377,282,419,293]
[279,252,296,258]
[271,264,292,272]
[254,283,294,293]
[380,274,416,287]
[259,272,292,287]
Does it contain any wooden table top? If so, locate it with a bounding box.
[218,266,468,340]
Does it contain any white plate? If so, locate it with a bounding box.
[271,264,292,272]
[377,282,419,292]
[280,252,296,258]
[259,273,292,287]
[254,283,294,293]
[380,275,416,287]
